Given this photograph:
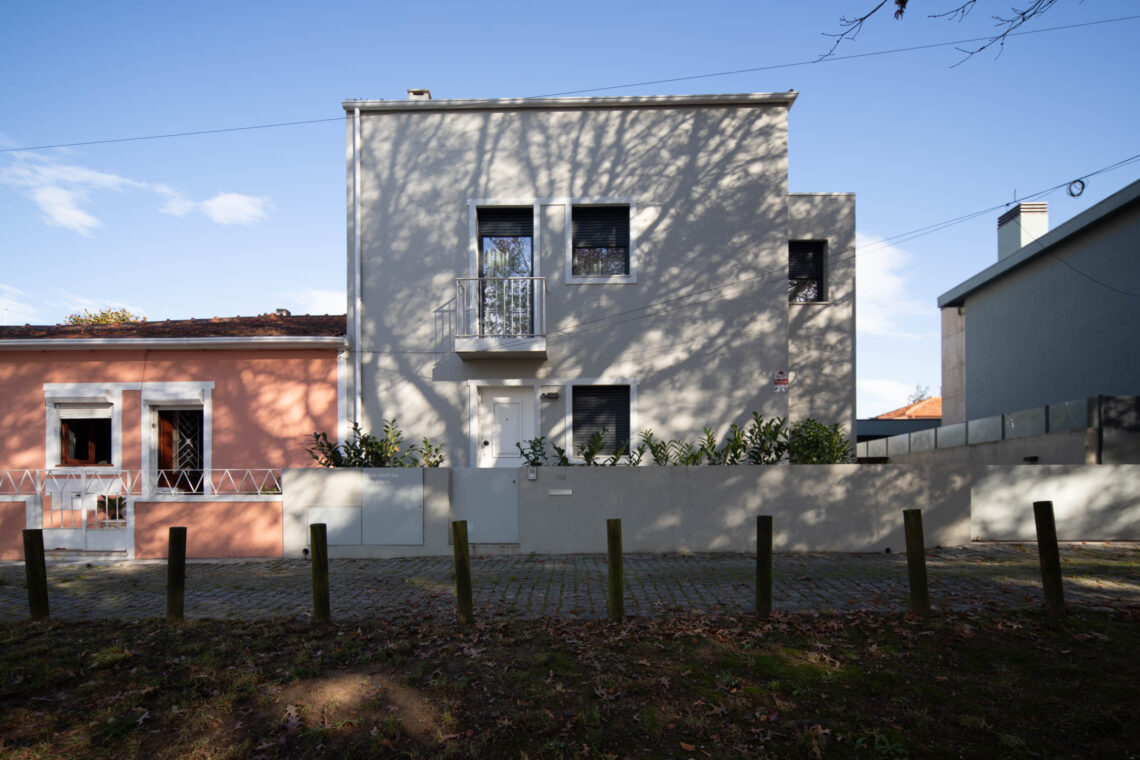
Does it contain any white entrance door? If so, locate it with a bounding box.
[478,387,535,468]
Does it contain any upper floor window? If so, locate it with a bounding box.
[572,206,630,277]
[476,207,537,337]
[789,240,826,302]
[566,202,636,284]
[478,207,534,279]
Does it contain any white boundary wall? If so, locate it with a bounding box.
[281,465,1138,558]
[972,465,1140,541]
[520,465,971,553]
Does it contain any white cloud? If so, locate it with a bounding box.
[0,152,271,234]
[200,192,271,224]
[30,185,102,235]
[155,184,196,217]
[856,233,933,338]
[857,378,918,418]
[0,155,140,235]
[0,284,42,325]
[279,288,346,315]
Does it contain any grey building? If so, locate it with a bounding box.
[939,178,1140,424]
[343,91,855,467]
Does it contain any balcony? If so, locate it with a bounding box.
[455,277,547,359]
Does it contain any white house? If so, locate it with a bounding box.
[342,91,855,467]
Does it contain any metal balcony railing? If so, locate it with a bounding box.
[456,277,546,338]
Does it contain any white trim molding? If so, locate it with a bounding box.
[2,336,345,351]
[139,382,214,495]
[44,384,126,470]
[337,349,349,442]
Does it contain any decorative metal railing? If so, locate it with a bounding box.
[456,277,546,338]
[0,469,282,498]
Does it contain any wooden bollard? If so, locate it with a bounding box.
[607,519,624,621]
[756,515,773,618]
[1033,501,1066,618]
[310,523,330,623]
[903,509,930,615]
[22,529,49,621]
[166,527,188,622]
[452,521,474,625]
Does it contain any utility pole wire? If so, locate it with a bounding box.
[1,15,1136,152]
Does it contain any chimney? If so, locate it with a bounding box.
[407,88,432,101]
[997,202,1048,260]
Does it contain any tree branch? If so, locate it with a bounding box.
[825,0,1061,63]
[819,0,896,59]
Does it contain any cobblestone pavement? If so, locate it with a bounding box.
[1,543,1136,622]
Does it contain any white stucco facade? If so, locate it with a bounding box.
[343,93,855,466]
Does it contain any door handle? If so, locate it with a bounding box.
[482,440,490,447]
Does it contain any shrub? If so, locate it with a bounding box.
[64,307,145,325]
[516,436,550,466]
[787,419,853,464]
[744,413,789,465]
[306,420,444,468]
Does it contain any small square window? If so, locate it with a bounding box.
[60,415,112,466]
[789,240,826,302]
[572,385,631,455]
[572,206,630,277]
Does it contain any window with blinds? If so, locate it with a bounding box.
[478,207,533,278]
[789,240,826,302]
[58,404,113,466]
[572,385,631,455]
[572,206,630,276]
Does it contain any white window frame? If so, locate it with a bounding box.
[140,382,214,494]
[44,384,125,470]
[565,198,638,285]
[563,378,639,462]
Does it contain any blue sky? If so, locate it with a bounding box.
[2,1,1138,417]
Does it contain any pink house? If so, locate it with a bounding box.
[0,313,345,560]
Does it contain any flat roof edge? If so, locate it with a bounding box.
[342,92,798,113]
[938,177,1140,308]
[0,336,347,351]
[788,192,856,197]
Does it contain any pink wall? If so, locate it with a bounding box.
[0,502,24,559]
[0,349,338,471]
[134,500,283,559]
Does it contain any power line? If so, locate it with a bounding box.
[0,117,344,154]
[2,15,1136,154]
[1010,209,1140,300]
[532,15,1140,98]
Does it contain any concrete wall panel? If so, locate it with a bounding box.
[519,465,970,554]
[972,465,1140,540]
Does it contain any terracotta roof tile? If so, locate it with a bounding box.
[0,314,346,340]
[874,397,943,420]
